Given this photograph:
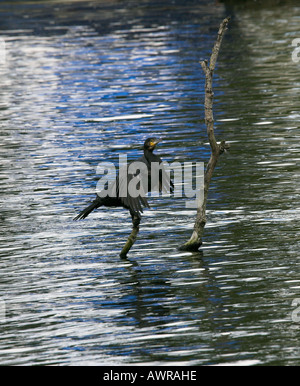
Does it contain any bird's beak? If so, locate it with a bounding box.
[150,138,161,148]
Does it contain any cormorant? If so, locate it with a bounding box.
[74,137,173,256]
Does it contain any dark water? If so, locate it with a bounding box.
[0,0,299,365]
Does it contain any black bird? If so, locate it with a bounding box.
[74,137,173,256]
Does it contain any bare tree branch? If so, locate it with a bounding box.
[179,17,230,252]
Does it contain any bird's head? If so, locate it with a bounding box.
[143,137,161,151]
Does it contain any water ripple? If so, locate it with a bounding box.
[0,0,299,366]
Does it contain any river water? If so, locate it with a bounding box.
[0,0,299,366]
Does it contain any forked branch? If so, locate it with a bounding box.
[179,17,230,251]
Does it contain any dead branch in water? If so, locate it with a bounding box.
[179,17,230,252]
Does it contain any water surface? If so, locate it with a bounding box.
[0,0,299,365]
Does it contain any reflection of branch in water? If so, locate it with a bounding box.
[112,251,212,330]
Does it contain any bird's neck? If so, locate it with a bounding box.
[143,148,154,161]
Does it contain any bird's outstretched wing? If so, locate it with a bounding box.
[118,165,150,216]
[149,159,174,195]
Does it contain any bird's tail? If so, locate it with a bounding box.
[73,197,103,221]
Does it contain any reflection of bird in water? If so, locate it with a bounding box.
[74,137,173,257]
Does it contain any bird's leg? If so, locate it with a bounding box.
[119,212,140,258]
